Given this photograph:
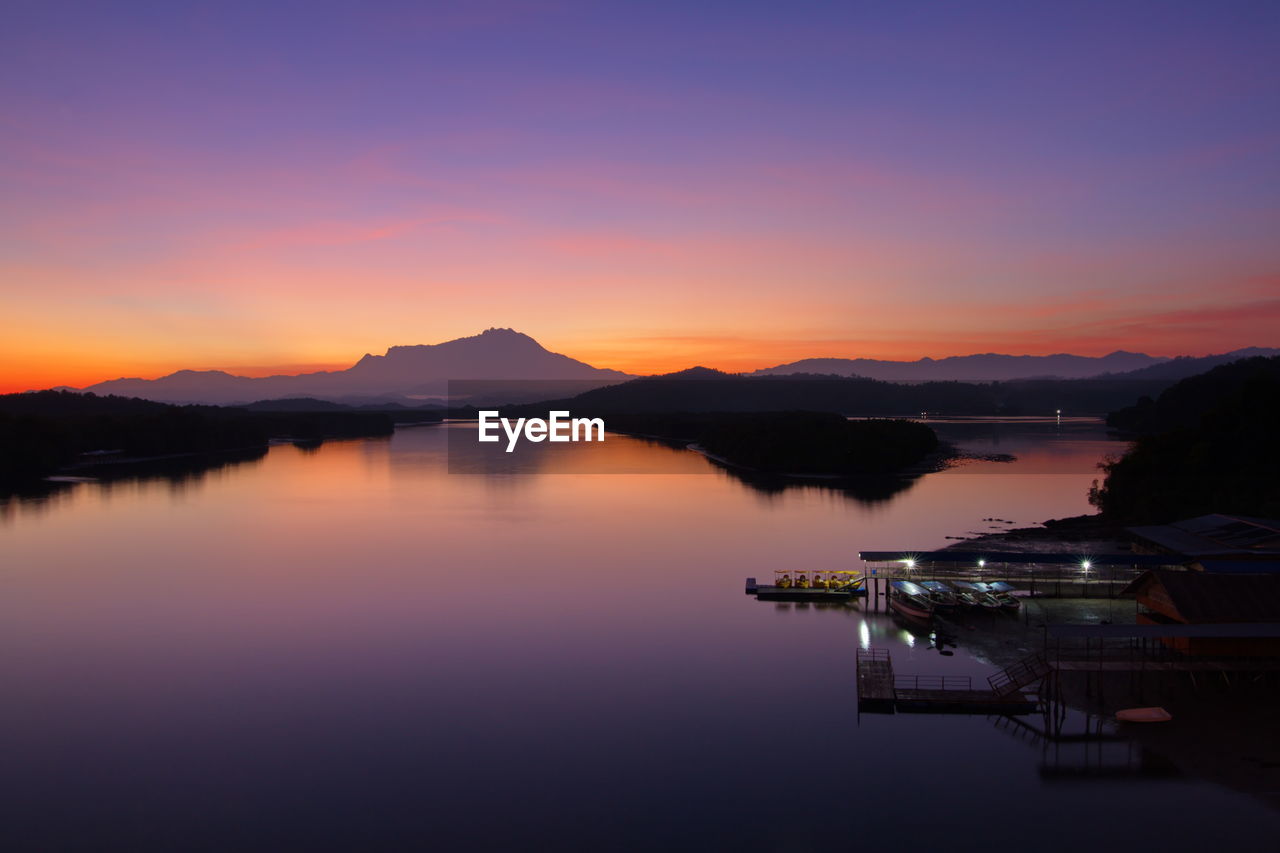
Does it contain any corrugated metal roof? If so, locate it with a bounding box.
[1127,514,1280,557]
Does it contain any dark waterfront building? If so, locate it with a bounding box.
[1128,514,1280,572]
[1125,569,1280,656]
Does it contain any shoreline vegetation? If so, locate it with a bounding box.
[944,355,1280,552]
[0,391,438,490]
[1092,356,1280,522]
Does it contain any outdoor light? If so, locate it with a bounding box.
[904,559,916,568]
[1081,560,1092,571]
[977,559,986,567]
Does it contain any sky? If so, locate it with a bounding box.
[2,0,1278,390]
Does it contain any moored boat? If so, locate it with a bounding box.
[746,571,867,601]
[987,581,1022,611]
[889,580,935,621]
[968,581,1004,609]
[950,581,980,607]
[954,581,1001,609]
[920,580,959,611]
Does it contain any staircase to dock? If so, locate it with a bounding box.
[856,647,1041,715]
[987,653,1052,696]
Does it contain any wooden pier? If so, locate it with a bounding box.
[856,647,1043,715]
[854,550,1183,606]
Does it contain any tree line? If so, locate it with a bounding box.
[0,391,397,485]
[1090,357,1280,522]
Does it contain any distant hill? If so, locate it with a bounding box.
[80,329,631,405]
[496,369,1173,417]
[1100,347,1280,381]
[1106,356,1280,434]
[242,398,352,412]
[752,350,1165,381]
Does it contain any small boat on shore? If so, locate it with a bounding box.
[1116,707,1172,723]
[889,580,935,621]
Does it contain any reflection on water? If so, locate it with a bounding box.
[0,419,1276,850]
[1,447,269,525]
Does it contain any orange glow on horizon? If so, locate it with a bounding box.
[4,321,1277,395]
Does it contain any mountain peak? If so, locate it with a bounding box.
[81,329,629,404]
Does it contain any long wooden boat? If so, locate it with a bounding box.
[920,580,959,611]
[967,581,1004,610]
[987,581,1022,611]
[889,580,935,621]
[953,581,997,609]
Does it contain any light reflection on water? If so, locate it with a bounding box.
[0,419,1276,850]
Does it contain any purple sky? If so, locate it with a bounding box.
[3,0,1278,386]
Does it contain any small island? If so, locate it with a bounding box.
[602,410,941,477]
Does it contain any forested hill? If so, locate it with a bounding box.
[603,411,940,476]
[1106,356,1280,434]
[1090,357,1280,522]
[498,369,1172,417]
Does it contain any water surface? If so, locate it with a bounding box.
[2,418,1276,850]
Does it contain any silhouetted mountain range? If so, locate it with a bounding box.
[496,368,1174,417]
[69,330,1278,405]
[82,328,630,405]
[1095,347,1280,381]
[751,348,1277,381]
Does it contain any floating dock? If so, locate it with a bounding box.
[856,647,1043,715]
[745,577,867,602]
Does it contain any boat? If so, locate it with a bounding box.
[1116,707,1172,723]
[889,580,935,621]
[968,582,1004,609]
[745,572,867,601]
[987,581,1022,611]
[950,581,981,607]
[920,580,959,611]
[954,581,1001,609]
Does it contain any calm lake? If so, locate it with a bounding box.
[2,418,1277,850]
